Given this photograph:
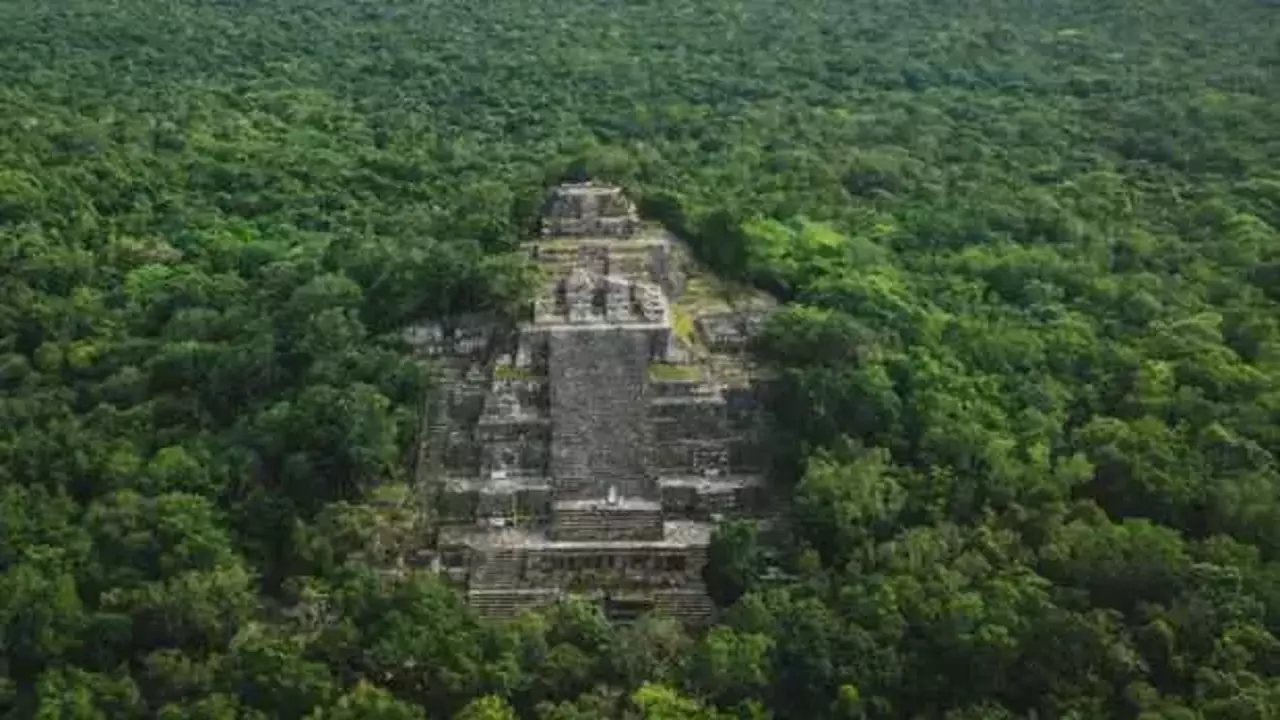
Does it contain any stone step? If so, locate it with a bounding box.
[551,504,664,541]
[467,589,558,619]
[650,589,716,625]
[470,549,524,588]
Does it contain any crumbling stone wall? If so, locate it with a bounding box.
[650,397,729,442]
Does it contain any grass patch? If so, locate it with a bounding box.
[649,363,704,382]
[494,364,536,381]
[671,305,697,344]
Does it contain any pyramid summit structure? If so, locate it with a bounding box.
[407,183,776,622]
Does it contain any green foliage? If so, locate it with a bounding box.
[704,521,768,607]
[629,683,730,720]
[454,695,517,720]
[2,0,1280,717]
[793,445,907,568]
[684,627,773,709]
[309,682,427,720]
[33,668,143,720]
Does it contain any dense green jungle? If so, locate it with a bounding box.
[2,0,1280,717]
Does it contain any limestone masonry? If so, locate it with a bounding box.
[406,183,776,623]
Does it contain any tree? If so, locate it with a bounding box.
[1040,517,1191,613]
[628,683,728,720]
[308,681,427,720]
[0,549,87,680]
[793,446,905,570]
[684,627,772,708]
[608,615,690,689]
[453,695,516,720]
[33,667,143,720]
[82,490,255,654]
[704,521,766,607]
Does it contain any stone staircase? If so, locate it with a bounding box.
[651,587,717,625]
[468,588,559,620]
[548,328,654,501]
[550,502,664,541]
[466,587,713,625]
[414,381,451,487]
[416,362,474,484]
[470,548,524,589]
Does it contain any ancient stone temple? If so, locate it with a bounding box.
[406,183,775,624]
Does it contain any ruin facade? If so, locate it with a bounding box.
[406,183,775,623]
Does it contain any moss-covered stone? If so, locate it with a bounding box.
[648,363,703,382]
